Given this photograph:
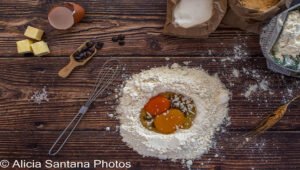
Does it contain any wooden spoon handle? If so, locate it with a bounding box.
[58,61,77,78]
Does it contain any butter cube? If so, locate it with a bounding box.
[31,41,50,57]
[16,39,33,54]
[24,26,44,40]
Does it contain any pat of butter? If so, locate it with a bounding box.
[31,41,50,57]
[16,39,33,54]
[24,26,44,40]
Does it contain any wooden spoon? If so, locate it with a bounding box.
[236,95,300,149]
[58,41,97,78]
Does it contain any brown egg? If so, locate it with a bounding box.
[48,2,85,30]
[65,2,85,23]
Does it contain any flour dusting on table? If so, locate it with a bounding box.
[30,86,49,104]
[116,64,230,161]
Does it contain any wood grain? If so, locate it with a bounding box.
[0,57,300,132]
[1,131,300,169]
[0,0,299,169]
[0,0,261,58]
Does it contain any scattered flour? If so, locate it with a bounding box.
[221,43,248,63]
[30,86,49,104]
[232,68,240,78]
[243,84,258,98]
[117,65,230,160]
[107,113,115,118]
[242,79,270,99]
[185,160,193,169]
[287,88,293,97]
[183,61,191,65]
[258,79,269,91]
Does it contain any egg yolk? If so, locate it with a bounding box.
[144,95,171,116]
[154,109,185,134]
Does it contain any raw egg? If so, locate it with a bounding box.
[144,95,171,116]
[154,109,185,134]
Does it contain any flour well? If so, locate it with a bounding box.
[116,65,230,160]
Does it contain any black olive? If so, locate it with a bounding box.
[74,54,82,61]
[95,42,104,49]
[86,51,92,57]
[118,40,125,46]
[84,51,89,56]
[89,47,95,53]
[73,51,80,57]
[112,36,119,42]
[117,34,125,40]
[80,45,89,52]
[86,41,95,48]
[79,52,86,58]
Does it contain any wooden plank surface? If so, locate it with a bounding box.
[0,0,300,169]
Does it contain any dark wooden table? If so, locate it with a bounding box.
[0,0,300,169]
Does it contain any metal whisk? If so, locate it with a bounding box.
[48,59,122,156]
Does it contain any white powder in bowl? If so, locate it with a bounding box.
[173,0,213,28]
[116,65,230,160]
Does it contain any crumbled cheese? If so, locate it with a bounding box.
[273,10,300,64]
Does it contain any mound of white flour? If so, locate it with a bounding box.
[117,64,230,160]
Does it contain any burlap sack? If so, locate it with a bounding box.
[163,0,228,38]
[221,0,288,33]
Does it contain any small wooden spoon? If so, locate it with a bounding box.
[58,41,97,78]
[235,95,300,149]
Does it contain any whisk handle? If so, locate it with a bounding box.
[48,105,89,156]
